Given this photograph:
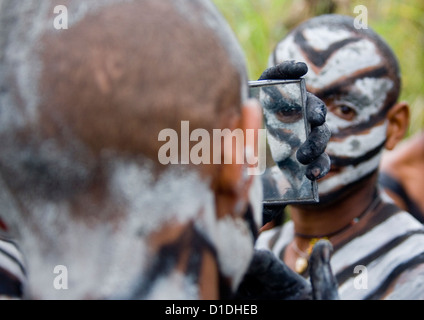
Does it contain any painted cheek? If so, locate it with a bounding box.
[317,122,387,195]
[267,131,292,163]
[317,151,382,195]
[317,126,387,195]
[264,114,291,162]
[326,122,388,159]
[325,112,352,134]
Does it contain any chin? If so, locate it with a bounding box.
[316,170,378,206]
[316,190,349,206]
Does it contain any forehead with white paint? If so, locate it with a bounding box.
[273,26,383,91]
[272,20,397,138]
[303,27,352,50]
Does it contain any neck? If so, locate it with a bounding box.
[289,171,380,246]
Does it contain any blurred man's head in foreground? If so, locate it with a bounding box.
[0,0,263,299]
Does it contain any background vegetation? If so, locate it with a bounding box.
[213,0,424,137]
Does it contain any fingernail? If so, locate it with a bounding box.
[312,167,321,178]
[322,245,330,263]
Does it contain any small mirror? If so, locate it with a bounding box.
[249,79,318,205]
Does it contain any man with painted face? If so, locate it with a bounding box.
[256,14,424,300]
[0,0,336,300]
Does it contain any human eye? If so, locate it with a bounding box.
[261,87,303,123]
[329,101,357,121]
[274,103,303,123]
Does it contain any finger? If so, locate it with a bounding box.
[305,153,331,181]
[258,61,308,80]
[296,123,331,165]
[306,93,327,127]
[309,240,340,300]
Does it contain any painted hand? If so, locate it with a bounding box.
[233,249,313,300]
[233,244,339,300]
[309,239,340,300]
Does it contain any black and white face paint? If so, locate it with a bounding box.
[261,86,305,165]
[272,23,395,199]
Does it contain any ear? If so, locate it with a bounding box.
[214,99,263,219]
[385,101,410,150]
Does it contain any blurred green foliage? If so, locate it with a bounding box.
[213,0,424,136]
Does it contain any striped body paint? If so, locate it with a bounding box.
[271,16,399,200]
[256,204,424,300]
[0,237,26,299]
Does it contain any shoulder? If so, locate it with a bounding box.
[0,237,26,299]
[333,211,424,299]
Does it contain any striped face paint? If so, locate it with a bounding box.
[272,22,396,200]
[263,90,304,162]
[261,84,306,184]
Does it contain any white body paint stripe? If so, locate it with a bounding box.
[0,239,26,283]
[318,150,382,195]
[254,227,279,251]
[307,39,382,89]
[266,131,291,163]
[303,27,353,51]
[338,232,424,300]
[331,212,423,273]
[256,212,424,300]
[274,36,382,90]
[326,122,387,158]
[255,221,294,261]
